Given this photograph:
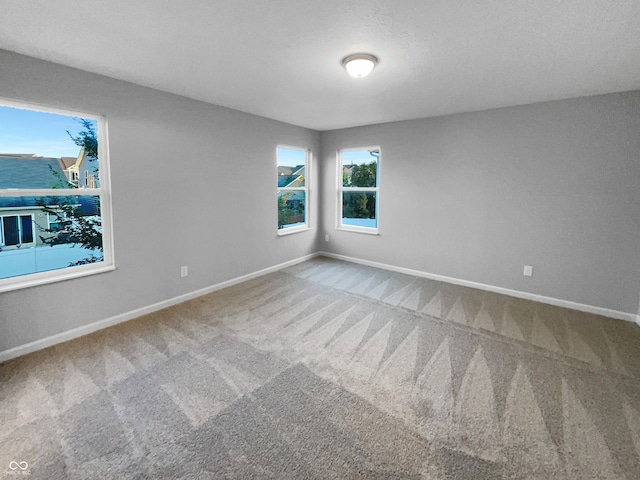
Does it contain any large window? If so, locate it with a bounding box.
[277,146,309,234]
[338,147,380,234]
[0,100,113,291]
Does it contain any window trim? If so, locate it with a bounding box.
[337,146,380,235]
[0,98,115,293]
[277,144,311,236]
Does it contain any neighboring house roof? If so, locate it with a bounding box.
[285,191,305,201]
[284,176,304,188]
[0,154,97,213]
[0,154,66,189]
[277,165,304,176]
[59,156,77,170]
[0,153,38,158]
[277,165,305,187]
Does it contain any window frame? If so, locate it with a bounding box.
[276,144,311,236]
[0,214,36,247]
[0,98,115,293]
[337,146,380,235]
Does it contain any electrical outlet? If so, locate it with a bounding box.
[325,234,329,242]
[181,265,188,277]
[523,265,533,277]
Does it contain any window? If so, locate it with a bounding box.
[0,215,35,247]
[277,146,310,234]
[0,100,113,291]
[47,212,67,232]
[338,147,380,233]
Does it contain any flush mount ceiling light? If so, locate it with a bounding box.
[341,53,379,78]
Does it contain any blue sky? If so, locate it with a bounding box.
[0,105,95,158]
[277,146,307,167]
[277,147,377,167]
[341,149,378,165]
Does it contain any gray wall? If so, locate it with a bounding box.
[1,49,639,355]
[319,92,640,314]
[0,50,320,352]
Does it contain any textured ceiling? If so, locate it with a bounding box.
[1,0,640,130]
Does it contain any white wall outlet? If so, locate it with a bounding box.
[523,265,533,277]
[181,265,188,277]
[325,234,329,242]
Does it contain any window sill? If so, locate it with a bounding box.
[337,226,379,236]
[0,263,115,294]
[277,225,311,236]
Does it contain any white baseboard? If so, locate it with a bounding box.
[2,250,637,363]
[318,251,639,324]
[0,253,318,363]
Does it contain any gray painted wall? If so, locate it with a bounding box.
[0,50,320,352]
[319,92,640,314]
[1,49,639,355]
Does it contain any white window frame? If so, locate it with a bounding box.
[0,98,115,293]
[277,145,311,236]
[337,146,380,235]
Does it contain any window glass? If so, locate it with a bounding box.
[278,190,306,229]
[20,216,34,244]
[339,147,379,232]
[0,102,111,290]
[341,191,377,228]
[277,146,309,232]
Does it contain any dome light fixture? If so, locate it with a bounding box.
[341,53,379,78]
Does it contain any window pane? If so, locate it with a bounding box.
[277,147,306,188]
[0,195,103,279]
[0,106,99,189]
[20,215,34,243]
[342,191,377,228]
[278,190,306,229]
[342,149,378,187]
[2,216,19,245]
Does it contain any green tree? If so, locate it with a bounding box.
[67,119,98,162]
[349,161,377,187]
[343,192,376,219]
[343,160,377,219]
[39,118,103,265]
[277,194,292,229]
[39,199,103,264]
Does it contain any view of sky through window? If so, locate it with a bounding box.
[276,146,306,167]
[341,149,376,165]
[0,105,94,158]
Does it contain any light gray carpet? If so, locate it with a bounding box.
[1,256,640,479]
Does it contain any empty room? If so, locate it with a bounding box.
[1,1,640,478]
